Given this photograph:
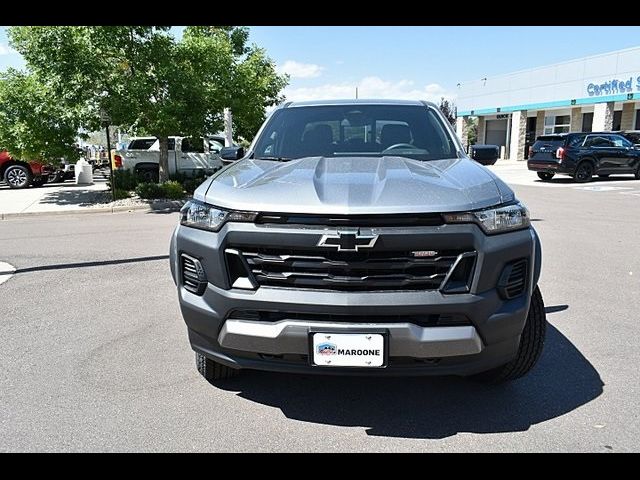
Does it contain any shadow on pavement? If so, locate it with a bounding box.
[0,255,169,275]
[535,175,639,185]
[545,304,569,314]
[36,188,110,207]
[214,324,603,439]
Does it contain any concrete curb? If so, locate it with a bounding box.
[1,200,187,220]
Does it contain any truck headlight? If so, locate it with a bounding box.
[180,199,257,232]
[443,202,530,234]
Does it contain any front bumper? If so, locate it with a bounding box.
[170,222,541,376]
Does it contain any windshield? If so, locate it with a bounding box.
[252,105,458,161]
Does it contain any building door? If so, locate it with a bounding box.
[485,119,508,150]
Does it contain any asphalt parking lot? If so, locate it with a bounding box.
[0,165,639,452]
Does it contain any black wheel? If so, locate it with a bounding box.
[137,168,159,183]
[48,171,63,183]
[598,174,610,178]
[635,163,640,180]
[3,164,32,189]
[31,177,47,187]
[537,172,554,181]
[574,162,594,183]
[195,352,239,382]
[472,286,546,384]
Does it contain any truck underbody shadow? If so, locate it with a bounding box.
[214,324,603,439]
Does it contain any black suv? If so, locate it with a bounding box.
[527,132,640,182]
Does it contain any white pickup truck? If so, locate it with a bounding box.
[114,135,226,182]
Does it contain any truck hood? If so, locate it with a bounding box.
[199,156,512,214]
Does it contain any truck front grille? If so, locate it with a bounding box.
[232,247,474,292]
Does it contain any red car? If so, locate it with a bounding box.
[0,150,51,189]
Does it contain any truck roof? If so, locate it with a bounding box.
[283,99,435,108]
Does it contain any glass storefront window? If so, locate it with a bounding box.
[543,114,571,134]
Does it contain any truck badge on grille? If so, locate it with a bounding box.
[317,231,378,252]
[411,250,439,257]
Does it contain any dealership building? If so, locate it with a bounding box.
[455,46,640,160]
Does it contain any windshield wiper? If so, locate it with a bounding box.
[255,156,293,162]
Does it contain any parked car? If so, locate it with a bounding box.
[611,130,640,145]
[528,132,640,182]
[49,161,76,183]
[170,99,546,384]
[114,135,226,182]
[0,150,51,189]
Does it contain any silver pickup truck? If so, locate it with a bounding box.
[170,99,546,384]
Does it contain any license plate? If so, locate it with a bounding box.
[311,333,385,367]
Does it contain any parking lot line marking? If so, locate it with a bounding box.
[573,186,634,192]
[0,261,16,286]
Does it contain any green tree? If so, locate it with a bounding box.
[9,26,287,181]
[466,118,478,146]
[438,97,457,126]
[0,69,85,162]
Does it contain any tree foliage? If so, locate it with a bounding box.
[438,97,457,126]
[0,69,85,161]
[7,26,288,180]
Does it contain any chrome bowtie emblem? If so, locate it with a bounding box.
[317,231,378,252]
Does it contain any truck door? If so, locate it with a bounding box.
[177,137,223,175]
[177,137,207,175]
[205,138,224,172]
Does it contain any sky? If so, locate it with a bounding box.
[3,26,640,104]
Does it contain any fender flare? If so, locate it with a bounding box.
[0,159,30,177]
[531,227,542,288]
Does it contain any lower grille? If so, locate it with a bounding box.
[498,259,528,299]
[181,254,207,295]
[234,247,472,291]
[229,310,471,328]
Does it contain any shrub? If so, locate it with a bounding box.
[182,175,207,194]
[108,169,138,191]
[135,182,165,199]
[168,172,188,184]
[113,188,131,200]
[169,172,207,194]
[162,181,185,199]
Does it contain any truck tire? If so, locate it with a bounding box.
[537,172,554,181]
[31,176,47,187]
[136,166,159,183]
[4,164,32,189]
[472,286,546,384]
[196,352,239,382]
[49,171,64,183]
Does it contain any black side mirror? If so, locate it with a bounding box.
[470,144,500,165]
[220,146,245,161]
